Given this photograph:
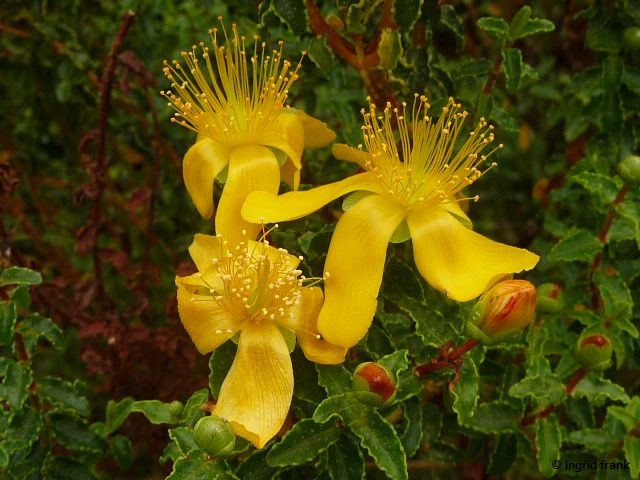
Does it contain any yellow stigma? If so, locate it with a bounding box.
[197,235,303,324]
[161,18,303,144]
[359,95,502,208]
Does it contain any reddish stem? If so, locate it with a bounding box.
[90,10,136,301]
[415,338,479,378]
[589,184,630,310]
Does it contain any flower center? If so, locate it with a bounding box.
[201,236,303,324]
[359,95,502,209]
[162,18,302,145]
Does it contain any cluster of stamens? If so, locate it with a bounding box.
[190,234,306,328]
[358,95,503,208]
[161,17,303,143]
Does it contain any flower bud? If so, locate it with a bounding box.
[193,415,235,456]
[467,280,536,344]
[617,155,640,184]
[536,283,564,314]
[352,362,396,407]
[168,400,184,417]
[575,333,612,370]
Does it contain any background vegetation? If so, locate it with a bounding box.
[1,0,639,478]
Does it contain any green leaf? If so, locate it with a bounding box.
[0,301,17,346]
[169,426,199,455]
[0,267,42,286]
[267,418,341,467]
[271,0,309,35]
[455,59,493,78]
[131,400,183,424]
[4,407,42,452]
[109,434,134,469]
[167,450,233,480]
[571,375,630,405]
[105,397,134,434]
[382,259,424,303]
[477,17,510,42]
[488,433,518,475]
[37,377,91,417]
[400,396,422,456]
[451,355,479,423]
[209,341,236,399]
[509,374,566,404]
[17,313,64,354]
[594,269,636,335]
[587,27,621,53]
[570,172,622,210]
[316,364,351,396]
[399,298,459,348]
[567,428,618,451]
[46,457,98,480]
[236,449,277,480]
[393,0,424,31]
[615,201,640,249]
[9,284,31,310]
[1,360,33,409]
[439,5,464,52]
[182,389,209,425]
[535,414,562,478]
[503,48,524,92]
[508,6,531,39]
[307,37,337,78]
[48,412,103,453]
[607,396,640,431]
[602,55,623,90]
[325,434,365,480]
[511,17,555,41]
[465,401,522,433]
[624,436,640,478]
[547,229,603,263]
[314,394,407,480]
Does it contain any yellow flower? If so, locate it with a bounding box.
[162,20,335,245]
[242,96,540,348]
[176,233,346,448]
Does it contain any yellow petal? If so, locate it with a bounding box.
[188,234,226,291]
[296,110,336,148]
[278,287,347,364]
[318,195,407,348]
[215,145,280,246]
[256,110,305,170]
[331,143,373,169]
[213,321,293,448]
[175,276,244,354]
[242,172,383,224]
[183,138,231,218]
[406,206,540,302]
[279,159,299,190]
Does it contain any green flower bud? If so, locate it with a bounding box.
[352,362,396,407]
[193,415,235,457]
[617,155,640,185]
[575,334,612,370]
[536,283,564,314]
[623,27,640,51]
[168,400,184,417]
[467,280,537,344]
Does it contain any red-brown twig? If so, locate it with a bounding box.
[90,10,136,300]
[414,338,480,378]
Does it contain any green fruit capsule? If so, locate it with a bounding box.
[536,283,564,314]
[623,27,640,51]
[352,362,396,407]
[193,415,235,457]
[575,334,612,370]
[617,155,640,184]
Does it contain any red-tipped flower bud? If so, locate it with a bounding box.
[193,415,235,456]
[352,362,396,407]
[467,280,537,344]
[536,283,564,314]
[575,333,612,370]
[618,155,640,184]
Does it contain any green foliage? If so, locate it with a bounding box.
[2,0,640,479]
